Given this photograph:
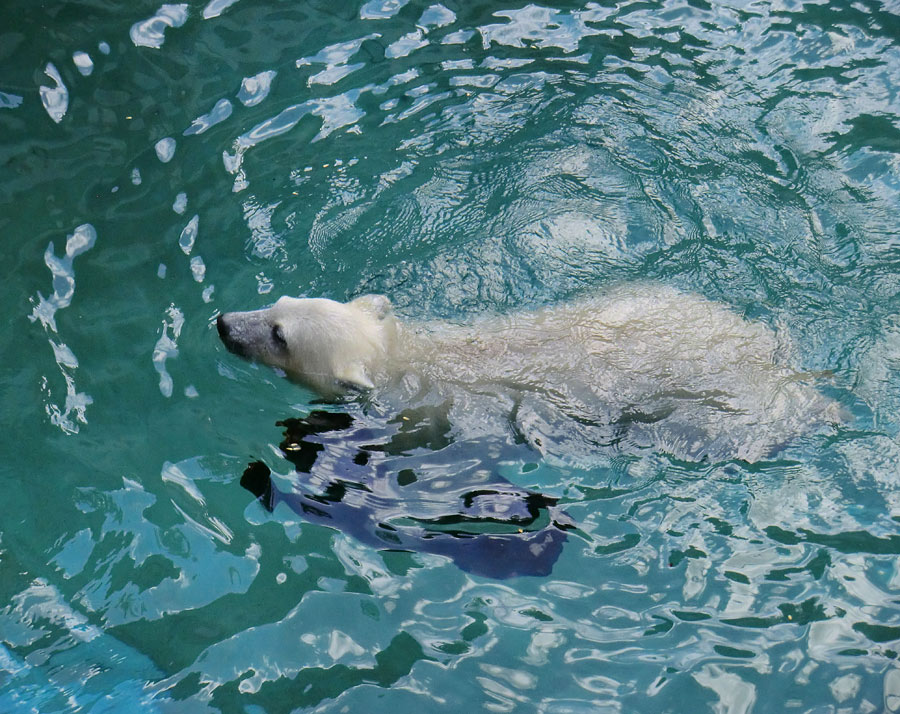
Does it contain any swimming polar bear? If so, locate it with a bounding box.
[217,284,840,463]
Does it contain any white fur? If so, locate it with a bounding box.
[218,284,839,462]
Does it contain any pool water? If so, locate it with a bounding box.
[2,0,900,711]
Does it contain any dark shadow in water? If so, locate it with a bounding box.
[241,408,573,579]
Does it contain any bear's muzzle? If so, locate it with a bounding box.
[217,312,251,358]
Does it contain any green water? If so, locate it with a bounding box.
[2,0,900,711]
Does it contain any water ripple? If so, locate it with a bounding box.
[38,63,68,124]
[237,70,276,107]
[184,98,233,136]
[202,0,241,20]
[28,225,96,434]
[6,0,900,711]
[129,3,189,49]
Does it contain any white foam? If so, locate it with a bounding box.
[0,92,23,109]
[155,136,176,162]
[237,70,276,107]
[152,304,184,398]
[29,224,97,433]
[172,191,188,214]
[73,51,94,76]
[202,0,240,19]
[179,214,199,255]
[39,63,68,123]
[184,98,233,136]
[130,4,189,49]
[359,0,409,20]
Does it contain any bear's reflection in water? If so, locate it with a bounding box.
[241,408,574,579]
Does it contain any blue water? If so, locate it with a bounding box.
[2,0,900,711]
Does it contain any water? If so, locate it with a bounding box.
[2,0,900,711]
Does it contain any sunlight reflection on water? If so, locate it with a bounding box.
[3,0,900,711]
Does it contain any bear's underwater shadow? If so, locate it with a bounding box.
[241,407,574,579]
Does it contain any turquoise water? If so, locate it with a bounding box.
[3,0,900,711]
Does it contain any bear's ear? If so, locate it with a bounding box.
[351,294,392,321]
[334,364,375,391]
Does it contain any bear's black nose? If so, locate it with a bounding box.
[217,313,246,356]
[216,313,229,341]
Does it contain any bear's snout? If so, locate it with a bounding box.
[216,313,230,341]
[217,313,249,358]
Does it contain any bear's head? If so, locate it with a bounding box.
[217,294,397,397]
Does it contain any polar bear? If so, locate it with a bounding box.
[217,284,840,463]
[217,294,398,398]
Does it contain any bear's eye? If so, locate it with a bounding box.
[271,324,287,348]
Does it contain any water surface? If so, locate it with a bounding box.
[2,0,900,711]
